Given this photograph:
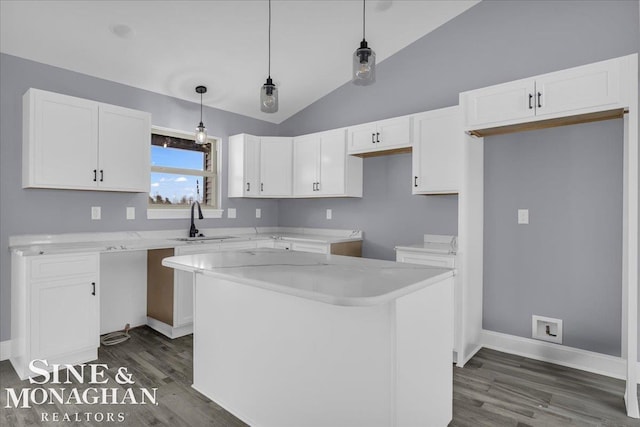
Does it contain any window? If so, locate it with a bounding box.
[148,126,221,219]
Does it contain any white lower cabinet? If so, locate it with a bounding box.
[290,241,329,254]
[11,253,100,380]
[395,249,460,364]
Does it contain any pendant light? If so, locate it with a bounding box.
[260,0,278,113]
[353,0,376,86]
[195,85,208,145]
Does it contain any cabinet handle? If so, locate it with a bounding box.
[246,182,250,192]
[376,132,380,143]
[93,169,97,182]
[99,170,104,182]
[261,183,264,192]
[316,182,320,191]
[537,92,542,108]
[528,94,533,109]
[313,182,317,191]
[414,176,418,187]
[371,133,375,144]
[91,282,96,296]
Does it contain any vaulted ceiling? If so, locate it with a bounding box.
[0,0,479,123]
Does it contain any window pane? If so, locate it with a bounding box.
[151,145,205,171]
[149,172,205,206]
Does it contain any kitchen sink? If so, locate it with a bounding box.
[172,236,236,242]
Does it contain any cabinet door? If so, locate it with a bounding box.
[293,135,320,196]
[396,251,455,268]
[412,107,461,194]
[26,89,98,189]
[318,129,347,195]
[347,123,378,154]
[377,116,412,149]
[463,78,536,128]
[260,137,292,197]
[32,276,99,359]
[535,58,621,118]
[98,105,151,192]
[244,135,261,196]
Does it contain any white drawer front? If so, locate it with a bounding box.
[29,253,99,281]
[291,242,328,254]
[274,241,292,250]
[176,243,221,255]
[220,241,257,251]
[396,252,455,268]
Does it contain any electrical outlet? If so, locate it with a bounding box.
[126,207,135,220]
[256,208,261,219]
[326,209,332,220]
[227,208,236,219]
[91,206,101,220]
[518,209,529,224]
[532,315,562,344]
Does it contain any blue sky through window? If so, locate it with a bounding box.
[150,146,205,205]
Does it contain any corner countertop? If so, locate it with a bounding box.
[162,249,454,307]
[395,234,457,255]
[9,227,363,257]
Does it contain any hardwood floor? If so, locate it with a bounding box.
[1,327,638,426]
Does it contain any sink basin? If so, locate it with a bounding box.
[173,236,235,242]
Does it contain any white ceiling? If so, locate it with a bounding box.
[0,0,479,124]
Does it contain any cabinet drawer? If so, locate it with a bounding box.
[274,241,292,250]
[220,241,257,251]
[291,242,329,254]
[396,251,455,268]
[175,243,221,255]
[29,253,99,281]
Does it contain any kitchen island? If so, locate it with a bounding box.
[162,249,455,427]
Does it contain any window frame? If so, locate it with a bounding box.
[147,125,223,219]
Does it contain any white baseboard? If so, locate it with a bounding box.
[0,340,10,361]
[146,317,193,339]
[481,329,640,384]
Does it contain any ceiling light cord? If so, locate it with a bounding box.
[200,90,203,124]
[268,0,271,78]
[362,0,366,41]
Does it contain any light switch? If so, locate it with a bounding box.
[227,208,237,219]
[518,209,529,225]
[326,209,332,220]
[91,206,101,220]
[256,208,261,219]
[126,207,135,220]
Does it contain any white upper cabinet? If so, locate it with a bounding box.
[260,137,293,197]
[228,133,261,197]
[98,104,151,192]
[347,116,412,155]
[412,106,462,195]
[228,134,292,198]
[461,56,625,133]
[293,129,362,198]
[462,79,536,128]
[22,88,151,192]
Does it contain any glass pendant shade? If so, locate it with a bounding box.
[195,122,207,145]
[260,77,278,113]
[194,85,208,144]
[353,39,376,86]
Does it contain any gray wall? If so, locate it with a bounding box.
[278,0,639,356]
[0,53,280,342]
[484,120,623,355]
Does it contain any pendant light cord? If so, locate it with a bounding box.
[268,0,271,78]
[362,0,366,40]
[200,91,203,123]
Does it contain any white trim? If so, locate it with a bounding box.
[0,340,11,361]
[146,317,193,339]
[146,208,224,220]
[455,344,482,368]
[481,329,640,384]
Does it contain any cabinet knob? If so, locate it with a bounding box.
[91,282,96,296]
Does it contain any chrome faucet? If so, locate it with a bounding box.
[189,201,204,237]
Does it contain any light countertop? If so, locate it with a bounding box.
[9,227,362,256]
[395,234,457,255]
[162,249,454,307]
